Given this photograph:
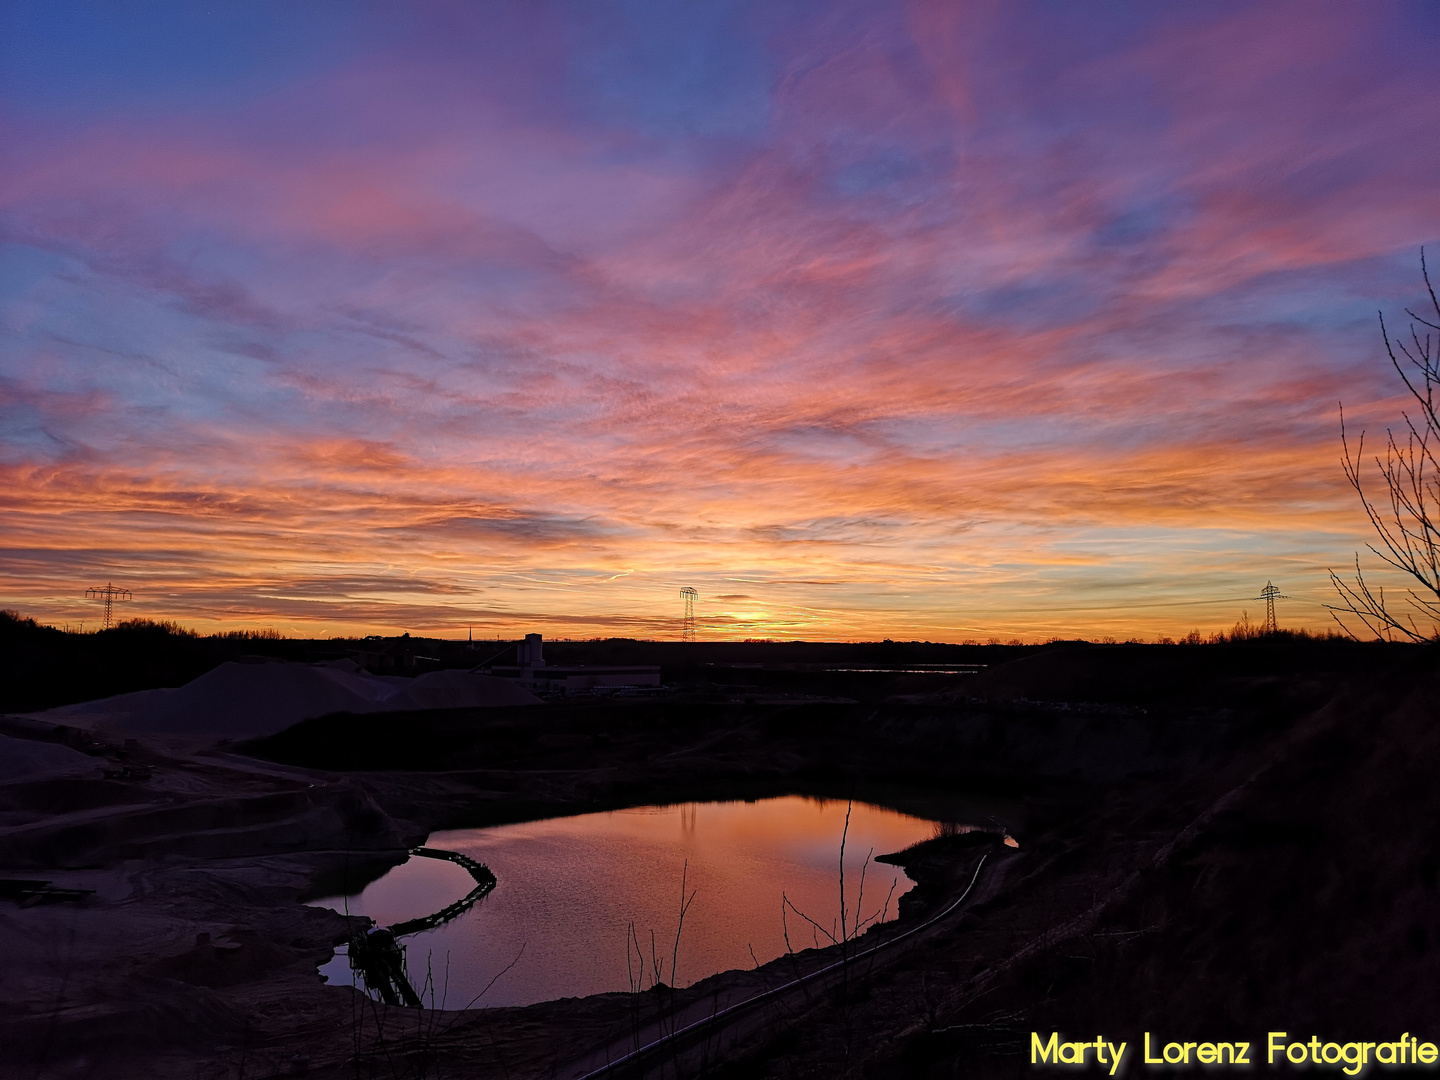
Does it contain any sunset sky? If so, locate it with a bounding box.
[3,1,1438,641]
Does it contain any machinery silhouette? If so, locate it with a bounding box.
[346,847,496,1008]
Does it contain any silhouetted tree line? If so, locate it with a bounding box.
[0,609,305,713]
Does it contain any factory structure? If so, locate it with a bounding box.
[483,634,661,694]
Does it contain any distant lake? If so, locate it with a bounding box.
[314,796,946,1009]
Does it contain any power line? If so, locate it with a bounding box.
[679,587,698,642]
[1256,581,1289,633]
[85,582,131,630]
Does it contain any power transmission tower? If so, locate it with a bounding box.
[1256,581,1287,634]
[679,587,698,642]
[86,582,131,630]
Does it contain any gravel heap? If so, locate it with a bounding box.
[29,660,540,740]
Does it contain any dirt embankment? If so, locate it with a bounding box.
[0,714,417,1077]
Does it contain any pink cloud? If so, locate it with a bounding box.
[2,2,1433,639]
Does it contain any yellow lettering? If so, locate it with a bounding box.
[1147,1033,1163,1065]
[1032,1032,1060,1064]
[1163,1043,1186,1065]
[1377,1042,1398,1065]
[1060,1041,1087,1065]
[1235,1043,1253,1066]
[1322,1043,1343,1065]
[1419,1043,1437,1065]
[1197,1044,1218,1065]
[1341,1043,1364,1076]
[1288,1043,1309,1064]
[1270,1033,1289,1065]
[1109,1042,1128,1076]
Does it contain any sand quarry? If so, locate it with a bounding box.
[3,642,1440,1079]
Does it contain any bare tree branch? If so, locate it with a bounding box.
[1329,251,1440,641]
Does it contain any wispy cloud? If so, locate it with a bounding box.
[1,0,1434,639]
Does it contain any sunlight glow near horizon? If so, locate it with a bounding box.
[3,1,1438,641]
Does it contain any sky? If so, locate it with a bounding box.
[2,0,1438,642]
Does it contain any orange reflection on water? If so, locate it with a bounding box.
[315,796,946,1008]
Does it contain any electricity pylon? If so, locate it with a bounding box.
[86,582,131,630]
[680,587,698,642]
[1257,581,1288,634]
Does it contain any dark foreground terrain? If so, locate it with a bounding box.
[1,633,1436,1078]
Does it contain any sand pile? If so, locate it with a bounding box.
[30,660,540,741]
[0,733,102,783]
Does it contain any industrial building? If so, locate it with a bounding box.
[484,634,661,694]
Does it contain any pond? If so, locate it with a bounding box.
[313,795,954,1009]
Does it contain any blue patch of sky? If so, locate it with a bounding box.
[966,1,1173,140]
[1090,197,1187,249]
[5,262,295,432]
[0,390,67,459]
[0,242,70,299]
[0,0,381,115]
[828,149,926,199]
[941,276,1105,333]
[1276,150,1393,206]
[1179,257,1426,356]
[823,143,956,217]
[557,0,773,145]
[1,250,146,369]
[1350,246,1440,327]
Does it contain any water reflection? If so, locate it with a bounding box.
[314,796,946,1009]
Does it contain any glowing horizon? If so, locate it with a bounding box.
[3,2,1438,642]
